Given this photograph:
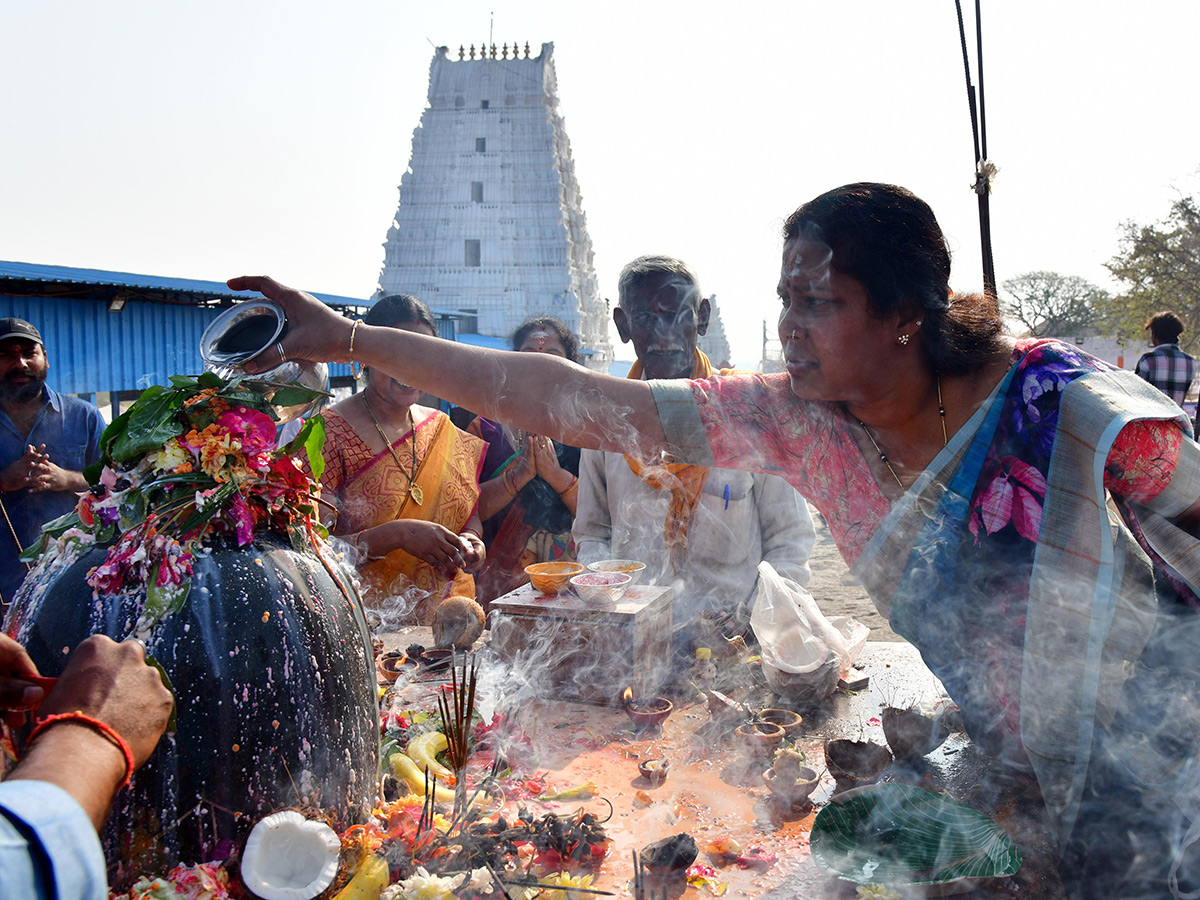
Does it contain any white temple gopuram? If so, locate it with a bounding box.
[698,296,733,369]
[377,42,612,370]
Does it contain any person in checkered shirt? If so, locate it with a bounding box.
[1135,310,1196,409]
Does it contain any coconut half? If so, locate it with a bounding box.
[241,810,342,900]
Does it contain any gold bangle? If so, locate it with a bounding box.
[503,470,516,495]
[559,476,579,496]
[348,320,362,379]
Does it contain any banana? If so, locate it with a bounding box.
[388,752,458,804]
[405,730,455,782]
[331,853,389,900]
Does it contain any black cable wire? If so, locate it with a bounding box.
[954,0,997,296]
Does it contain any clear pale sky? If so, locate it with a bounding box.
[3,1,1198,367]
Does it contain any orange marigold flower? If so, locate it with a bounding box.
[183,387,219,407]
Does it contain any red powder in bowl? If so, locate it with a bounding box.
[573,573,627,586]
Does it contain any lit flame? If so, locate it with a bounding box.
[622,687,633,708]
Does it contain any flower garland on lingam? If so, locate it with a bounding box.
[18,372,329,634]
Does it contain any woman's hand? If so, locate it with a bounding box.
[226,276,355,371]
[459,531,486,574]
[512,433,538,490]
[386,520,474,579]
[531,435,574,493]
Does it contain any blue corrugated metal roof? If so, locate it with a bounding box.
[0,260,371,308]
[0,261,588,394]
[0,260,370,394]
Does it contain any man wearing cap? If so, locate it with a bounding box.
[0,318,105,604]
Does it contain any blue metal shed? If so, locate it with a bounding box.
[0,261,371,397]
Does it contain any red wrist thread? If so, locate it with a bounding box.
[29,711,135,789]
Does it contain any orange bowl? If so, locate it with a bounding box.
[525,561,585,594]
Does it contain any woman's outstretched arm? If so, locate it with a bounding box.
[227,276,667,457]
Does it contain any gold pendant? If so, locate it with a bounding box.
[409,483,424,506]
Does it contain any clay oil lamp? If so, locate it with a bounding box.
[734,720,786,756]
[824,739,893,790]
[881,705,951,763]
[762,746,820,808]
[623,687,674,731]
[379,650,408,683]
[417,648,453,672]
[638,756,670,786]
[757,707,803,738]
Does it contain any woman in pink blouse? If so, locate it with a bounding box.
[232,183,1200,899]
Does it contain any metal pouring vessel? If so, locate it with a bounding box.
[199,300,329,423]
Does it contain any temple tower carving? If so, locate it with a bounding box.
[377,42,612,369]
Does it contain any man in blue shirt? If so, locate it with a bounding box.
[0,318,105,603]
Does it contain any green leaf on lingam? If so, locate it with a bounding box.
[810,783,1022,886]
[119,490,147,531]
[269,385,327,410]
[140,563,191,634]
[143,654,178,733]
[95,406,134,471]
[176,482,238,536]
[286,415,327,481]
[82,460,104,486]
[19,509,81,561]
[288,522,308,554]
[110,386,185,463]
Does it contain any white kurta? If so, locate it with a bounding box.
[573,448,815,625]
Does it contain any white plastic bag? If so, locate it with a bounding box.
[750,561,869,703]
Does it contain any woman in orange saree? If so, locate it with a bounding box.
[316,295,486,623]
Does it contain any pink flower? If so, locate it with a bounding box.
[162,861,231,900]
[87,556,126,594]
[217,407,277,455]
[227,493,256,546]
[154,537,194,587]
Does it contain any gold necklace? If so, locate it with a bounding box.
[362,392,424,506]
[856,372,948,490]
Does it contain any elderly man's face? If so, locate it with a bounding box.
[0,338,47,404]
[614,274,710,380]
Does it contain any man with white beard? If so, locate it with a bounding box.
[0,318,104,605]
[573,256,815,658]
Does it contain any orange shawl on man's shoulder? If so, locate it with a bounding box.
[320,408,485,620]
[623,349,742,571]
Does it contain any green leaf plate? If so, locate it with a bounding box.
[811,783,1022,886]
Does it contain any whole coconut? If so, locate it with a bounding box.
[432,596,485,649]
